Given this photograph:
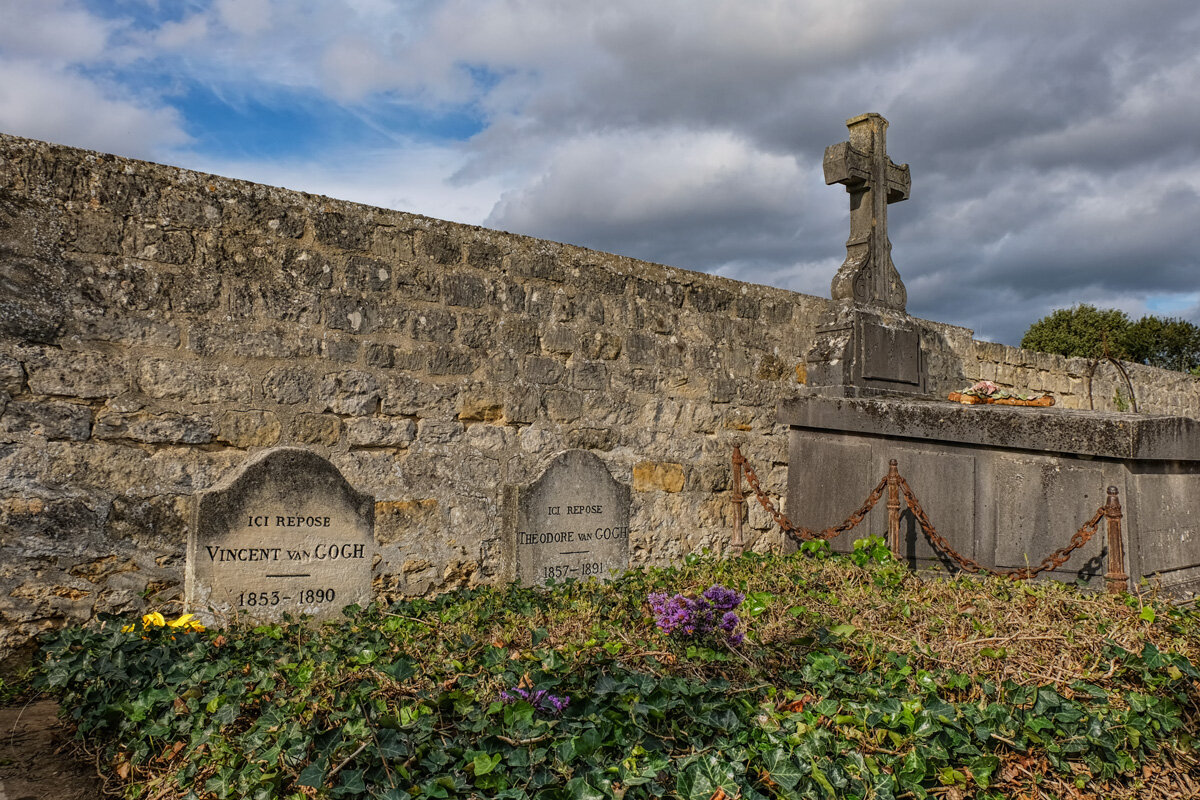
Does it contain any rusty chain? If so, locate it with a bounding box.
[738,455,886,544]
[897,476,1105,580]
[735,450,1106,579]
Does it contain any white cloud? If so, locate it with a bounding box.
[184,141,506,226]
[156,14,210,50]
[0,59,189,157]
[215,0,273,36]
[0,0,112,63]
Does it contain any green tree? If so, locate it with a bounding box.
[1021,305,1200,373]
[1126,315,1200,372]
[1019,304,1133,359]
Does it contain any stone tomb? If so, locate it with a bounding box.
[506,450,631,586]
[781,394,1200,596]
[186,448,376,624]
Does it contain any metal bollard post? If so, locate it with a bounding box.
[731,445,745,556]
[886,459,902,561]
[1104,486,1128,594]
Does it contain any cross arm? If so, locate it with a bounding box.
[823,142,870,187]
[823,142,911,203]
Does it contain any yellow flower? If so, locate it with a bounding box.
[169,614,205,633]
[142,612,166,628]
[121,623,136,633]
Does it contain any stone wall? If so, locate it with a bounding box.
[1,132,1198,659]
[0,134,826,658]
[964,341,1200,417]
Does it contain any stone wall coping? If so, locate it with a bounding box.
[779,394,1200,461]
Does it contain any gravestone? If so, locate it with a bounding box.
[186,447,375,624]
[506,450,630,585]
[806,112,928,396]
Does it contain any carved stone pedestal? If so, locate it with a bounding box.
[806,304,926,397]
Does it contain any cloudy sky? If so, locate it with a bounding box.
[2,0,1198,345]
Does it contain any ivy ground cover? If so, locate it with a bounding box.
[35,541,1200,799]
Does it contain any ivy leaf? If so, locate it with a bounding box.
[761,748,804,790]
[677,756,738,800]
[473,752,502,776]
[382,657,415,681]
[296,762,326,788]
[564,776,606,800]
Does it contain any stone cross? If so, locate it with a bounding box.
[824,113,911,311]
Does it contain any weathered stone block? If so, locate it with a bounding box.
[571,265,626,296]
[565,427,616,451]
[66,210,123,254]
[124,223,195,265]
[570,360,607,391]
[0,400,91,440]
[688,284,733,313]
[282,248,333,289]
[103,494,190,550]
[626,332,661,366]
[94,411,216,444]
[416,418,463,444]
[634,278,684,307]
[457,313,493,349]
[263,366,317,405]
[217,410,282,447]
[460,239,503,272]
[487,277,526,311]
[504,385,541,425]
[230,283,320,326]
[346,256,393,291]
[545,389,583,423]
[314,211,372,250]
[418,229,462,265]
[499,319,540,354]
[318,371,380,416]
[442,273,487,308]
[428,347,476,376]
[525,356,565,385]
[27,350,129,398]
[393,264,440,302]
[167,272,222,315]
[0,496,104,543]
[68,314,181,348]
[411,309,458,343]
[735,295,761,319]
[633,461,686,493]
[324,295,380,334]
[510,250,563,281]
[364,343,394,368]
[292,413,341,446]
[458,396,504,423]
[0,355,26,395]
[321,334,360,364]
[371,227,414,261]
[541,326,577,355]
[138,359,252,405]
[375,498,440,545]
[581,332,622,360]
[346,417,417,447]
[190,325,319,359]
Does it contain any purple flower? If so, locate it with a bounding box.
[649,584,745,646]
[500,686,570,716]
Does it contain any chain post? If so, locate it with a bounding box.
[1104,485,1128,594]
[731,445,745,556]
[886,459,902,561]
